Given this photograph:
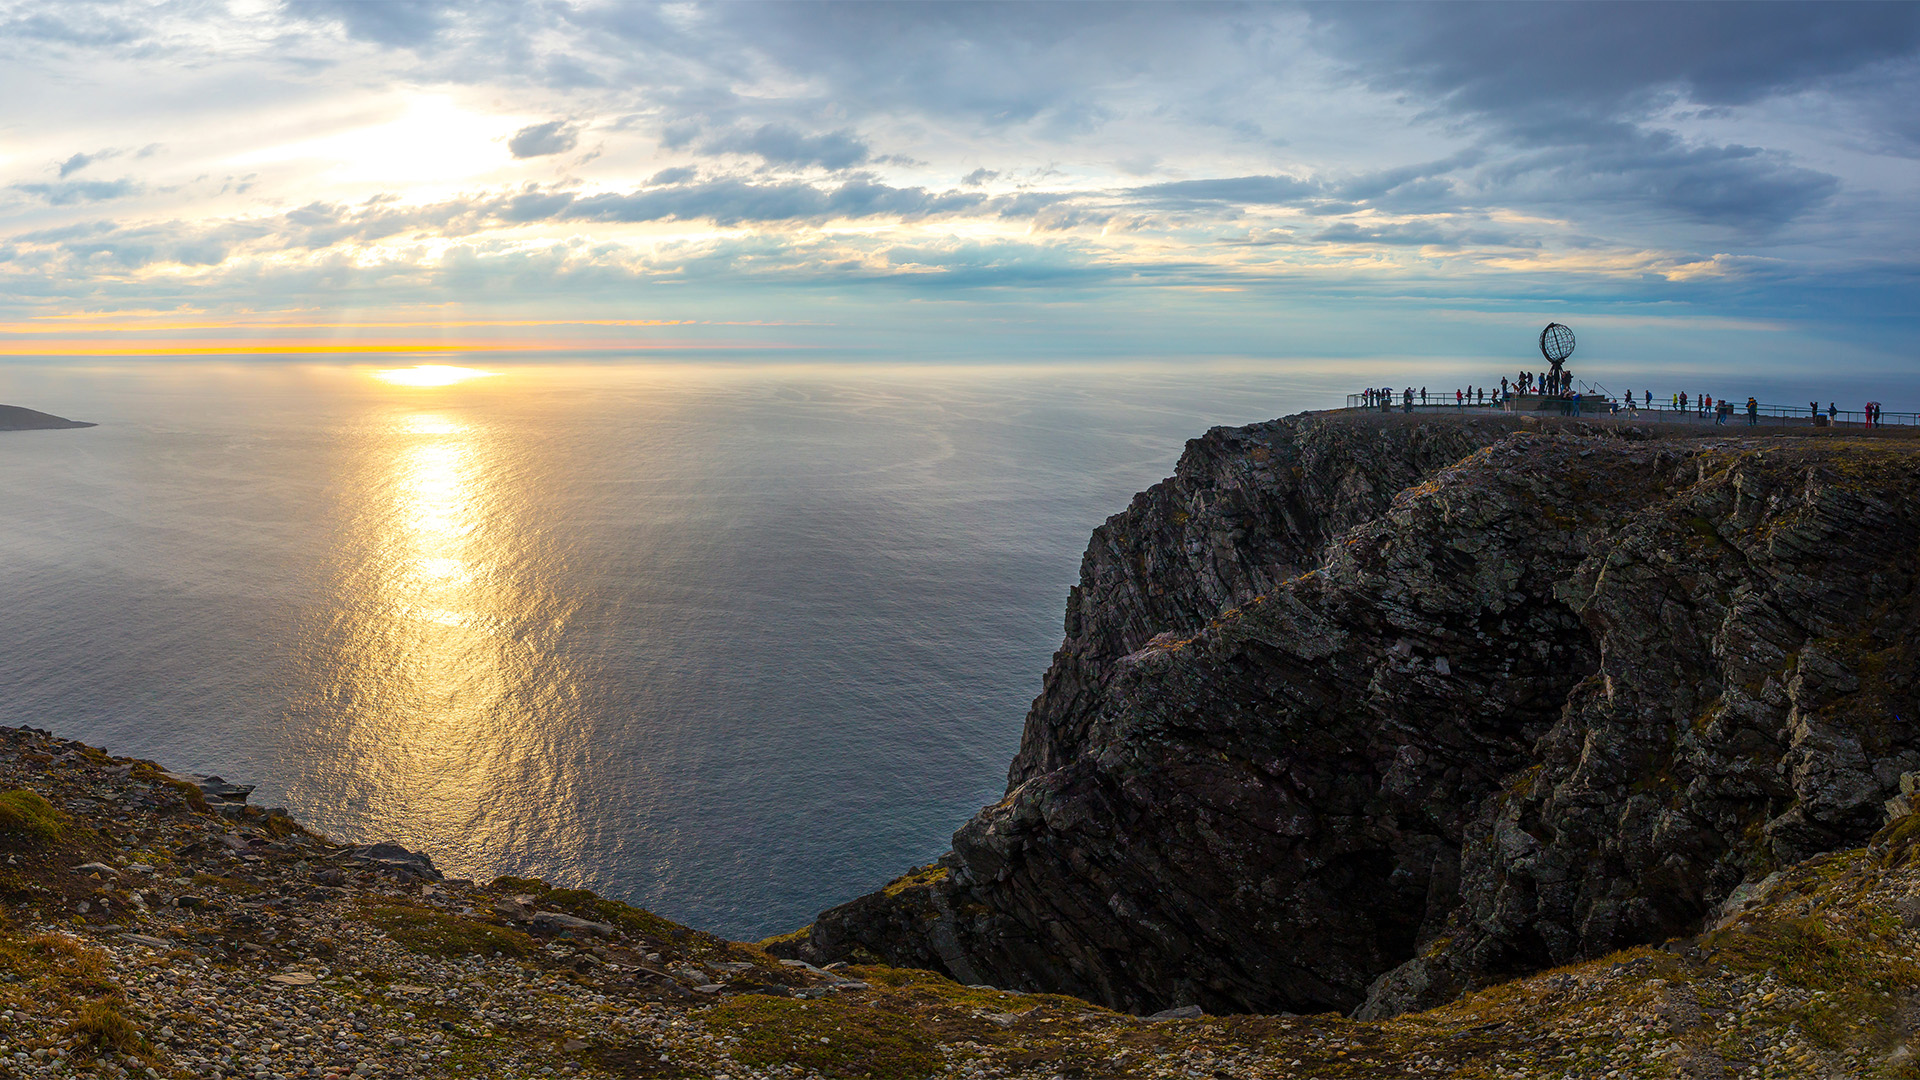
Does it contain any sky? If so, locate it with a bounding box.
[2,1,1917,384]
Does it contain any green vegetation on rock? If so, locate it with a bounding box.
[707,995,941,1079]
[0,788,65,845]
[363,900,537,958]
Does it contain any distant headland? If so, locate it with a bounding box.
[0,403,95,430]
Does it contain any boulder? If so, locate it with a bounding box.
[348,843,442,881]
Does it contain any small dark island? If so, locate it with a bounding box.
[0,403,95,430]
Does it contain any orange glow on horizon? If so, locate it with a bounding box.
[0,338,746,356]
[0,317,698,334]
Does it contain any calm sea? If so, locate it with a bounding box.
[0,359,1346,939]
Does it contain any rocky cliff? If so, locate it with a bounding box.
[777,411,1920,1021]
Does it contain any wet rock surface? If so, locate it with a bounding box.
[786,412,1920,1022]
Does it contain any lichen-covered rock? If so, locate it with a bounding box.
[786,414,1920,1021]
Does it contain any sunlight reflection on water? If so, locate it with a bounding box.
[284,403,596,881]
[0,359,1353,937]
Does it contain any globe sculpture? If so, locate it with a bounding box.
[1539,322,1575,394]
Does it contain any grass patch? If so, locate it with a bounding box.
[757,926,810,950]
[881,865,948,897]
[706,995,941,1080]
[0,789,66,846]
[130,763,210,813]
[0,868,33,900]
[192,872,262,896]
[1710,915,1863,993]
[72,999,147,1056]
[0,933,120,997]
[1703,880,1920,1052]
[362,902,535,959]
[489,876,693,944]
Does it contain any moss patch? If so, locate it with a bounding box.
[881,864,948,897]
[361,901,536,959]
[192,871,262,896]
[129,763,209,813]
[756,925,810,950]
[0,789,66,846]
[706,995,941,1080]
[489,875,701,948]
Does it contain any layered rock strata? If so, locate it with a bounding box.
[779,413,1920,1021]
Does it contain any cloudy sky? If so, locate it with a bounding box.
[2,1,1917,377]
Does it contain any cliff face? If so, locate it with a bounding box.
[1008,414,1511,786]
[781,413,1920,1020]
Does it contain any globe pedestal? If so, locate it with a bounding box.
[1503,393,1609,415]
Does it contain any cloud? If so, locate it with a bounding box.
[1331,152,1483,205]
[12,178,142,205]
[1,0,1914,360]
[1312,222,1453,246]
[1485,126,1840,228]
[508,120,580,159]
[8,218,241,269]
[1310,3,1920,125]
[697,124,871,170]
[0,10,141,47]
[286,0,458,48]
[538,177,985,227]
[1308,221,1533,249]
[1128,175,1321,209]
[1300,2,1913,232]
[58,152,102,178]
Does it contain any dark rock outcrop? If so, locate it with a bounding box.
[778,413,1920,1020]
[0,403,94,430]
[348,841,444,881]
[1008,413,1513,786]
[1357,435,1920,1017]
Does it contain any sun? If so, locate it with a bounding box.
[373,365,499,387]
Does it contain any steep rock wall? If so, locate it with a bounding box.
[1009,413,1512,786]
[1358,440,1920,1016]
[782,416,1920,1021]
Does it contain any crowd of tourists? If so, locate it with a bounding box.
[1356,382,1894,428]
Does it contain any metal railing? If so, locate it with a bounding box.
[1341,391,1916,428]
[1346,391,1502,410]
[1609,402,1917,428]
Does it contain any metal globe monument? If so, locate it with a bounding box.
[1539,322,1575,394]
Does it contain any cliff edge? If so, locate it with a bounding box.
[777,411,1920,1022]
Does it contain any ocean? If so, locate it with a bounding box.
[0,358,1346,939]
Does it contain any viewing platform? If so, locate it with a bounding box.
[1341,393,1917,430]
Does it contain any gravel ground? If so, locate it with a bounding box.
[4,725,1920,1079]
